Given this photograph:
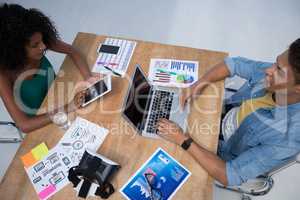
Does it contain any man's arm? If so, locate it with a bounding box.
[157,119,228,186]
[181,57,273,108]
[180,61,230,108]
[187,138,228,185]
[199,61,231,83]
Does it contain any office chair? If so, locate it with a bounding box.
[0,121,24,143]
[215,153,300,200]
[0,100,24,182]
[0,98,24,143]
[216,77,300,200]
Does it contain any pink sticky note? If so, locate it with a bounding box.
[38,185,56,200]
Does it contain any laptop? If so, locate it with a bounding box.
[122,65,189,138]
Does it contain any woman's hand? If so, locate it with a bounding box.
[86,72,104,84]
[73,73,104,93]
[67,72,105,113]
[157,118,188,145]
[67,90,86,112]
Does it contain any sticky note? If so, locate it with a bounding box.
[38,184,56,199]
[21,143,49,168]
[21,152,37,168]
[31,143,49,160]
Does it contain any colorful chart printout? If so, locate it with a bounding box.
[120,148,191,200]
[148,59,199,88]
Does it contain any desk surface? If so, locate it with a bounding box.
[0,33,227,200]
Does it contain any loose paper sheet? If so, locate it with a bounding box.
[148,58,199,88]
[56,117,109,166]
[21,117,109,199]
[92,38,137,77]
[120,148,191,200]
[22,144,73,200]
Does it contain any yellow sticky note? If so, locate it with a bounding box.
[21,152,37,168]
[31,143,49,161]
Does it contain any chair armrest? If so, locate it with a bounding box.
[215,176,273,196]
[0,121,16,126]
[296,153,300,163]
[0,121,24,143]
[267,154,300,177]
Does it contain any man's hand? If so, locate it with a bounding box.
[179,87,193,109]
[157,118,188,145]
[179,81,206,109]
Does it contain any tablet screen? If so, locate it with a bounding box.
[84,80,108,104]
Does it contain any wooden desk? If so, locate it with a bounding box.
[0,33,227,200]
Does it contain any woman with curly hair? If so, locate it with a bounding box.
[0,3,96,133]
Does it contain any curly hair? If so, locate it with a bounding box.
[288,38,300,83]
[0,3,59,70]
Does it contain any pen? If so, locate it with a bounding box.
[97,61,118,66]
[103,66,122,77]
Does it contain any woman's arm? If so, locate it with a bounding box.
[49,40,92,80]
[0,74,51,132]
[0,73,83,133]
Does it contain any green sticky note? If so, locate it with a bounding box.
[32,142,49,161]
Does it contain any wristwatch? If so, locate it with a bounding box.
[181,137,193,150]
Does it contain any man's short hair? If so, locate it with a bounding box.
[288,38,300,83]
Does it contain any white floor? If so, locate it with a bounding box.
[1,0,300,199]
[5,0,300,73]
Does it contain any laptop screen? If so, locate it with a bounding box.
[123,67,151,130]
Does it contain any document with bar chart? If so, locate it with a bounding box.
[148,58,199,88]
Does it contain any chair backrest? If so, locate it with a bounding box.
[0,121,23,143]
[0,98,23,143]
[296,153,300,163]
[215,176,274,196]
[215,152,300,197]
[0,97,13,121]
[268,152,300,176]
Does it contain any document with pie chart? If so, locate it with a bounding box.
[148,58,199,88]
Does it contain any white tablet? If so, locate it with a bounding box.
[81,75,112,107]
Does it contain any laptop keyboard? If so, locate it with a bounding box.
[146,90,174,134]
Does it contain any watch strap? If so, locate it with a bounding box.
[181,137,193,150]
